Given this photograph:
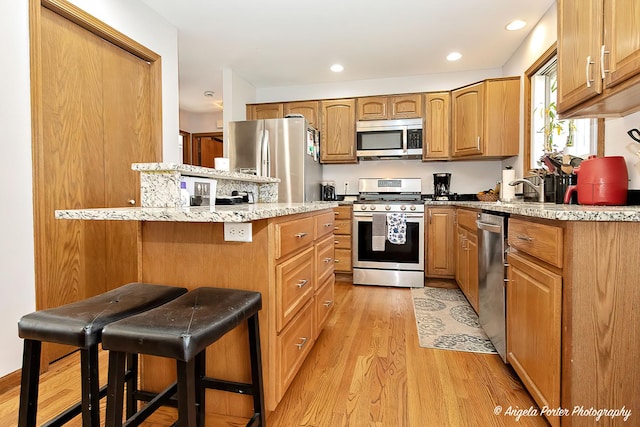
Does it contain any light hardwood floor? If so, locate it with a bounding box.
[0,278,547,426]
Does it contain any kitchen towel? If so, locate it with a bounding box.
[501,168,516,202]
[372,213,386,251]
[387,213,407,245]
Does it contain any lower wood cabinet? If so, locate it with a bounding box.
[507,217,563,427]
[454,209,479,312]
[426,207,455,278]
[333,205,352,273]
[507,251,562,427]
[276,299,315,399]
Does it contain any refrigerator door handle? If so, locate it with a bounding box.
[261,129,270,177]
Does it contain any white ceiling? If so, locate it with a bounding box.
[141,0,556,113]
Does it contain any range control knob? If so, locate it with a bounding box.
[401,205,407,211]
[370,205,377,210]
[360,205,367,210]
[410,205,417,211]
[385,205,391,211]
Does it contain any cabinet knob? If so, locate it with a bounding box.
[128,199,136,205]
[295,232,308,239]
[324,222,333,227]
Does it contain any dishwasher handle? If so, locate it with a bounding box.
[476,220,503,234]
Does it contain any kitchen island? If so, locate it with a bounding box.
[425,200,640,427]
[56,164,339,423]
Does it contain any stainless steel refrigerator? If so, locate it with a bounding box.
[228,117,322,203]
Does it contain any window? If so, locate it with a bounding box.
[525,46,601,172]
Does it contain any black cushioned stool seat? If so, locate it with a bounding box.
[17,282,188,427]
[102,287,265,427]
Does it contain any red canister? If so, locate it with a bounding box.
[563,156,628,205]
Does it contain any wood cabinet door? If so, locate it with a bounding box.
[557,0,604,113]
[426,207,455,278]
[390,94,422,118]
[320,99,357,163]
[507,252,562,427]
[484,79,520,157]
[603,0,640,88]
[452,83,484,157]
[423,92,450,160]
[455,226,468,294]
[356,96,388,120]
[284,101,319,128]
[249,103,284,120]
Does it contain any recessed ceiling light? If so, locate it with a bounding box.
[203,90,215,97]
[506,19,526,31]
[330,64,344,73]
[446,52,462,61]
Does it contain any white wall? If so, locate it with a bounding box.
[180,110,224,133]
[0,0,180,377]
[0,0,37,377]
[604,111,640,189]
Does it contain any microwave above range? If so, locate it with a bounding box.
[356,118,422,160]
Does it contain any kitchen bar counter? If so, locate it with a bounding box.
[55,201,338,223]
[425,200,640,221]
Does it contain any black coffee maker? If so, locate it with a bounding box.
[433,173,451,200]
[320,181,336,201]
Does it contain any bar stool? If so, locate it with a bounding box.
[102,287,265,427]
[17,282,188,427]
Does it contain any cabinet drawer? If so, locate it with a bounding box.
[277,300,314,400]
[276,216,315,259]
[315,275,335,339]
[508,218,563,268]
[334,219,352,235]
[276,247,314,332]
[334,206,352,220]
[334,248,352,273]
[334,234,351,249]
[316,234,335,286]
[315,210,335,240]
[457,209,478,231]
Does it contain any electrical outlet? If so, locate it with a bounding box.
[224,222,252,242]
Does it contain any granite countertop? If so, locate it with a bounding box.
[425,200,640,222]
[55,202,338,223]
[133,162,280,183]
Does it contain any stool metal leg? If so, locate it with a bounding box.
[176,358,197,427]
[105,351,127,427]
[18,339,41,427]
[248,313,266,426]
[80,344,101,427]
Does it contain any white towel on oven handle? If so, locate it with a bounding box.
[387,213,407,245]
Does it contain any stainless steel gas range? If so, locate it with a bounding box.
[352,178,424,288]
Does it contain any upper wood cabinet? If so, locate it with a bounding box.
[558,0,640,117]
[423,92,450,160]
[247,103,283,120]
[356,94,422,120]
[451,77,520,158]
[320,99,357,164]
[283,101,319,128]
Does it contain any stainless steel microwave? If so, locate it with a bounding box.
[356,118,423,160]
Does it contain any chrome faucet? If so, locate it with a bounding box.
[509,177,545,203]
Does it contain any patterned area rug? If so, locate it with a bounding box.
[411,287,497,354]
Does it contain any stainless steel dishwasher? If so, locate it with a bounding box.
[477,211,509,363]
